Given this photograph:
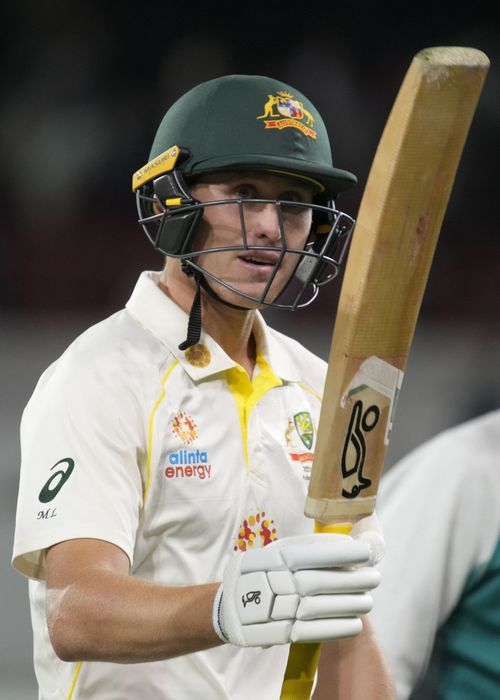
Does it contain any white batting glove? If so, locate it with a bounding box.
[212,532,381,647]
[350,511,386,567]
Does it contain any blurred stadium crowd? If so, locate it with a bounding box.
[1,1,499,324]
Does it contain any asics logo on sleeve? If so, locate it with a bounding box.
[38,458,75,503]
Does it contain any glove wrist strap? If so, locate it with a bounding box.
[212,584,229,643]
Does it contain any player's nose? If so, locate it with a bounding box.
[247,202,282,243]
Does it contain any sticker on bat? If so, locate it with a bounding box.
[340,357,403,499]
[341,400,379,498]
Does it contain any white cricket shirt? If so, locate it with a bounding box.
[12,270,326,700]
[371,410,500,699]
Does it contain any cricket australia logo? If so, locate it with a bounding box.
[285,412,315,482]
[293,411,314,449]
[257,91,317,139]
[341,400,380,499]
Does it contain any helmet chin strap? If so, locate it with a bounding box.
[177,272,203,351]
[177,263,252,351]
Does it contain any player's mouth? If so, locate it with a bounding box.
[237,251,280,269]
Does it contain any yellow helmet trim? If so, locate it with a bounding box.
[132,146,181,192]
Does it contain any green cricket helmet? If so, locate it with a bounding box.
[132,75,356,340]
[141,74,356,194]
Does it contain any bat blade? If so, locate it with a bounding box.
[305,46,490,527]
[280,46,489,700]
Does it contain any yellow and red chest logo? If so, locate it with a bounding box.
[257,91,317,139]
[172,412,198,444]
[234,511,278,552]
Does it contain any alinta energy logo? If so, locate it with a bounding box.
[166,412,212,480]
[234,511,277,552]
[257,91,317,139]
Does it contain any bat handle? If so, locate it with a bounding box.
[314,521,353,535]
[279,520,355,699]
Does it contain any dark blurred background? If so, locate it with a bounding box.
[1,2,499,322]
[1,2,499,697]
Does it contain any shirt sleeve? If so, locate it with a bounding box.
[369,412,500,700]
[12,345,147,581]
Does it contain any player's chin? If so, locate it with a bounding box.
[212,283,267,309]
[208,277,285,309]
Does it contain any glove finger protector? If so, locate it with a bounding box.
[213,533,381,647]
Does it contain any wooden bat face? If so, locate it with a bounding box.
[281,46,489,700]
[304,46,490,528]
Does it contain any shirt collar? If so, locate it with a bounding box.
[251,312,302,383]
[125,271,301,382]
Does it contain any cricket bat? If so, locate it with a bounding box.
[281,46,490,699]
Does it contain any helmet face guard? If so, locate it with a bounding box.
[132,75,359,312]
[134,151,355,310]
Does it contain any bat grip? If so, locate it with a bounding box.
[280,520,354,699]
[314,521,353,535]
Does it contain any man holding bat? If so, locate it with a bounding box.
[12,75,391,699]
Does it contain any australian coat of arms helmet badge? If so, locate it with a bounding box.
[257,91,317,139]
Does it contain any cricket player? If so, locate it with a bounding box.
[12,75,392,699]
[371,409,500,699]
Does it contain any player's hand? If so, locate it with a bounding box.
[212,532,381,647]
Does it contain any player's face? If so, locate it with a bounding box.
[189,171,315,308]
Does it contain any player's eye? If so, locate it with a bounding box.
[281,189,314,211]
[151,198,164,215]
[280,194,310,215]
[233,184,257,200]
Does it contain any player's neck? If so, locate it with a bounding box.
[158,267,257,376]
[200,295,257,376]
